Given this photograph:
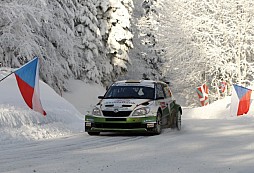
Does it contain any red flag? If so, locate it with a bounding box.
[196,83,209,106]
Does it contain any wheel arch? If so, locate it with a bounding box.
[174,102,182,115]
[157,107,163,115]
[179,106,182,115]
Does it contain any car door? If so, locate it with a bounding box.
[155,83,170,126]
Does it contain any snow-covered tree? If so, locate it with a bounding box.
[96,0,134,83]
[122,0,166,81]
[143,0,254,106]
[74,0,107,83]
[174,0,254,103]
[0,0,134,94]
[152,0,210,106]
[5,0,254,108]
[0,0,81,94]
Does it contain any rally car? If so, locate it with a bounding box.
[85,80,182,135]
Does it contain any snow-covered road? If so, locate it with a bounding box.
[1,118,254,173]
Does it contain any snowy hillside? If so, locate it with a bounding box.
[62,79,106,114]
[0,68,83,142]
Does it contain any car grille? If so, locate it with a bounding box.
[102,111,132,117]
[94,123,145,129]
[105,118,126,121]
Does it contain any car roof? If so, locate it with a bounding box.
[112,80,168,87]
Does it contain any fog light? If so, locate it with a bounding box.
[147,123,154,128]
[86,122,92,127]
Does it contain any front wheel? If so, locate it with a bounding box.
[176,111,181,131]
[153,111,162,135]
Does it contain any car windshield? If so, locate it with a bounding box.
[104,86,155,99]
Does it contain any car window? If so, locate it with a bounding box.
[142,87,155,99]
[155,84,164,99]
[104,86,154,99]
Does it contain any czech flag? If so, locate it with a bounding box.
[230,84,252,116]
[14,57,46,116]
[196,83,209,106]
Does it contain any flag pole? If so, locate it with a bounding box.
[0,70,15,83]
[0,57,37,83]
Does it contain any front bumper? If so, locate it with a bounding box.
[85,115,157,133]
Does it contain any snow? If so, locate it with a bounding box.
[1,68,254,172]
[1,0,254,172]
[0,68,83,142]
[183,94,254,120]
[62,79,106,115]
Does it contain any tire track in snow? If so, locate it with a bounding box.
[0,133,148,167]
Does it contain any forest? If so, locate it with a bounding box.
[0,0,253,106]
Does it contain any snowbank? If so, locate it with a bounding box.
[0,68,83,143]
[62,79,106,114]
[183,96,254,119]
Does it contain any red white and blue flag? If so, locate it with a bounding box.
[14,57,46,116]
[230,84,252,116]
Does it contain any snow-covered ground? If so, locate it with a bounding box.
[0,68,84,143]
[0,68,254,173]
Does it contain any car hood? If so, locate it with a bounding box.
[100,99,151,111]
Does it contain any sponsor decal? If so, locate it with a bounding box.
[105,100,136,104]
[104,107,130,111]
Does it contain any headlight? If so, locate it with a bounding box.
[92,107,102,116]
[132,107,150,116]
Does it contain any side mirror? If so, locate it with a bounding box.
[164,81,170,85]
[98,96,104,99]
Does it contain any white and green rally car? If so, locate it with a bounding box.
[85,80,182,135]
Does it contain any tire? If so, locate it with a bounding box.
[88,132,100,136]
[176,111,181,131]
[153,111,162,135]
